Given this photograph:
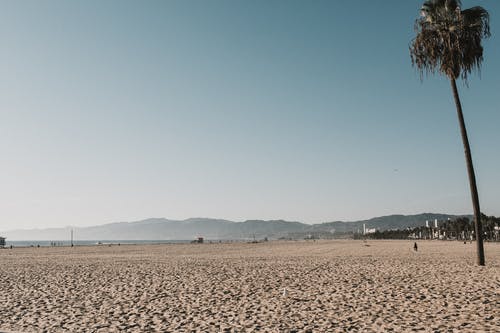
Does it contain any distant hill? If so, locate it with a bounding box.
[1,213,468,241]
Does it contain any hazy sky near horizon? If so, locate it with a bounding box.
[1,0,499,230]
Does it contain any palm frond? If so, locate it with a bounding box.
[461,6,490,37]
[421,0,461,22]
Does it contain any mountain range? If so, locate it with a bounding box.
[1,213,468,241]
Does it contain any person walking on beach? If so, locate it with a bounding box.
[413,242,418,252]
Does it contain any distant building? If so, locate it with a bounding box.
[0,236,5,247]
[191,236,204,244]
[363,224,376,235]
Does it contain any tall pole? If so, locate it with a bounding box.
[450,79,485,265]
[71,229,74,247]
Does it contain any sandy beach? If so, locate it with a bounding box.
[0,240,498,332]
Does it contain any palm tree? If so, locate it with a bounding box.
[410,0,490,265]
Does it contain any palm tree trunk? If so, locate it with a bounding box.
[450,78,485,266]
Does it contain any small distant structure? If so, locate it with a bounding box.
[363,224,376,235]
[0,236,5,247]
[191,236,204,244]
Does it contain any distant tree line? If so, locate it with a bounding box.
[357,215,500,241]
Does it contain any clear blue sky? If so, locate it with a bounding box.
[1,0,499,229]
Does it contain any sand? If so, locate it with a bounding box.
[0,240,498,332]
